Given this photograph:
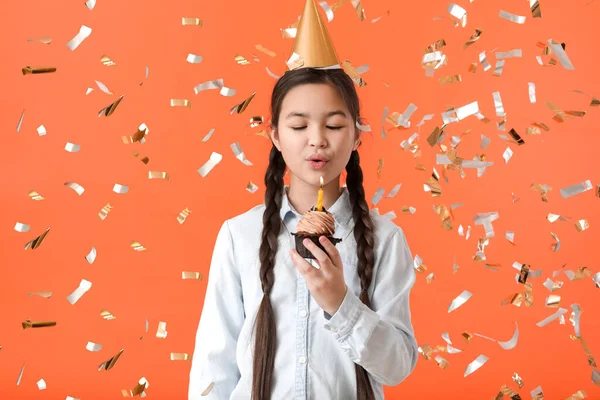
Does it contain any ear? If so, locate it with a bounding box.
[270,127,282,152]
[353,129,362,151]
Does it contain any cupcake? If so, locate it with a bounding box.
[291,178,342,259]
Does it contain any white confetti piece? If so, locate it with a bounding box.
[495,49,522,59]
[186,53,203,64]
[447,3,467,26]
[464,354,488,377]
[246,181,259,193]
[156,321,168,339]
[536,307,568,327]
[16,110,24,132]
[397,103,418,128]
[371,188,385,205]
[16,364,25,385]
[230,142,253,166]
[528,82,536,103]
[95,80,112,95]
[65,142,81,152]
[14,222,30,233]
[266,66,281,79]
[37,378,46,390]
[85,246,97,264]
[197,152,223,177]
[86,341,102,352]
[448,290,472,313]
[497,322,519,350]
[387,184,402,198]
[113,184,129,194]
[66,279,92,305]
[479,51,491,71]
[503,147,514,163]
[66,25,92,51]
[85,0,96,10]
[474,212,499,238]
[37,125,47,136]
[201,128,215,142]
[548,39,575,70]
[65,182,85,196]
[318,1,334,22]
[193,79,234,96]
[86,88,94,95]
[499,10,526,24]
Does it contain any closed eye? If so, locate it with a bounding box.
[327,126,344,130]
[291,126,307,131]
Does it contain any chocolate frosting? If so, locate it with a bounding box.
[296,210,335,235]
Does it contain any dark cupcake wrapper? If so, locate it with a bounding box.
[291,233,342,259]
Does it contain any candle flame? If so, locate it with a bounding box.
[319,176,324,188]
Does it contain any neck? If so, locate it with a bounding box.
[287,175,342,214]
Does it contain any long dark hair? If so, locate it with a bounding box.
[252,68,376,400]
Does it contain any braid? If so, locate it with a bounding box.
[251,145,286,400]
[345,149,376,400]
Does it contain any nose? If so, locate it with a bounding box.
[308,126,328,148]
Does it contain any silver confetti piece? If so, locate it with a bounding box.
[371,188,385,205]
[66,25,92,51]
[496,49,522,59]
[65,142,80,152]
[548,39,575,70]
[202,128,215,142]
[86,342,102,352]
[536,307,568,327]
[16,110,24,132]
[85,246,97,264]
[14,222,30,233]
[197,152,223,177]
[113,184,129,194]
[571,304,581,337]
[186,53,203,64]
[528,82,537,103]
[503,147,514,164]
[499,10,526,24]
[37,125,47,136]
[318,1,334,22]
[464,354,488,377]
[479,51,491,71]
[448,290,472,313]
[493,91,505,117]
[85,0,96,10]
[65,182,85,196]
[497,322,519,350]
[560,180,592,198]
[230,142,253,166]
[66,279,92,305]
[397,103,418,128]
[380,106,388,138]
[387,184,402,198]
[266,67,281,79]
[95,80,112,95]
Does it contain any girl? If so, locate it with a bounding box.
[188,66,418,400]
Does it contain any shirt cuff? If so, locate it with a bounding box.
[323,288,380,340]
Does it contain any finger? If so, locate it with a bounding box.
[317,236,343,268]
[290,249,322,277]
[302,238,333,268]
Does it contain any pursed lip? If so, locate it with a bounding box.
[306,154,330,162]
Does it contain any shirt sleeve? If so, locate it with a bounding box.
[323,227,418,387]
[189,220,245,399]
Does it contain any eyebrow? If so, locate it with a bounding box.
[285,110,347,120]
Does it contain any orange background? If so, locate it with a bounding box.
[2,0,600,398]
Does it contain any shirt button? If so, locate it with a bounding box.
[299,356,307,364]
[300,309,307,318]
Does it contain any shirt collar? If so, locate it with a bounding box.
[279,185,353,228]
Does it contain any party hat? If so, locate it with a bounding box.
[286,0,341,70]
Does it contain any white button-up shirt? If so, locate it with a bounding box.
[189,186,418,399]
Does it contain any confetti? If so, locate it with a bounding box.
[474,212,499,238]
[122,123,149,144]
[16,364,25,385]
[170,99,191,109]
[496,49,523,59]
[98,349,124,371]
[499,10,526,24]
[113,184,129,194]
[186,53,203,64]
[85,0,96,10]
[24,228,50,250]
[28,291,52,298]
[197,152,223,177]
[148,171,170,181]
[86,342,102,352]
[99,55,115,66]
[37,125,47,136]
[402,206,417,214]
[66,25,92,51]
[371,188,385,205]
[246,181,259,193]
[131,241,146,251]
[230,92,256,114]
[424,169,442,196]
[27,37,52,44]
[503,147,514,163]
[441,101,479,124]
[201,382,215,396]
[545,294,561,308]
[564,390,587,400]
[548,39,575,70]
[22,320,56,329]
[193,79,233,95]
[14,222,30,233]
[266,66,281,79]
[537,307,568,327]
[100,309,116,320]
[93,80,113,95]
[22,66,56,75]
[439,74,462,84]
[318,1,334,22]
[464,354,488,377]
[413,255,427,273]
[575,220,590,232]
[182,17,202,26]
[230,142,253,165]
[426,273,435,284]
[98,95,124,117]
[371,10,391,23]
[447,3,467,27]
[235,54,251,65]
[387,184,402,198]
[530,0,542,17]
[202,128,216,142]
[177,208,192,224]
[531,184,552,202]
[448,290,472,313]
[550,232,560,252]
[479,51,492,71]
[463,28,482,49]
[37,378,47,390]
[16,110,24,131]
[341,60,367,87]
[85,246,97,264]
[468,63,477,73]
[170,353,190,361]
[62,142,81,153]
[66,279,92,305]
[528,82,537,103]
[182,271,202,280]
[561,180,593,198]
[99,203,113,220]
[506,231,515,244]
[497,322,519,350]
[123,377,148,397]
[156,322,168,339]
[493,60,505,77]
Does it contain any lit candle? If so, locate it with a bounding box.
[316,176,324,211]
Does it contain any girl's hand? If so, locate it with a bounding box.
[290,236,348,316]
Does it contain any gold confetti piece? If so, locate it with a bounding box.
[65,142,81,152]
[448,290,472,313]
[170,353,190,361]
[37,378,46,390]
[402,206,417,214]
[197,152,223,177]
[22,320,56,329]
[439,74,462,84]
[230,142,253,165]
[99,203,113,220]
[421,51,446,71]
[507,129,525,145]
[186,53,203,64]
[37,124,47,136]
[100,55,116,66]
[122,123,149,144]
[464,354,488,377]
[495,384,520,399]
[545,294,561,307]
[501,293,523,307]
[85,246,97,264]
[234,54,251,65]
[113,184,129,194]
[462,28,482,49]
[255,44,276,57]
[499,10,526,24]
[98,349,124,371]
[201,382,215,396]
[28,291,52,298]
[86,342,102,352]
[415,164,426,171]
[468,63,477,73]
[66,25,92,51]
[246,181,259,193]
[85,0,96,10]
[531,184,552,202]
[182,17,202,26]
[591,98,600,107]
[177,208,192,224]
[170,98,191,109]
[564,390,587,400]
[426,273,435,284]
[434,355,449,369]
[230,91,256,114]
[21,66,56,75]
[156,321,168,339]
[122,377,148,397]
[16,363,25,385]
[14,222,30,233]
[537,307,568,327]
[575,219,590,232]
[24,227,50,250]
[148,171,170,180]
[561,180,593,198]
[100,309,116,320]
[98,95,124,117]
[548,39,574,70]
[341,60,367,87]
[529,0,542,17]
[27,37,52,44]
[131,241,146,252]
[182,271,202,280]
[424,169,442,197]
[550,232,560,252]
[249,116,264,128]
[66,279,92,305]
[377,159,385,180]
[571,335,596,367]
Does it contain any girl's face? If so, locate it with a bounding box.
[271,83,361,187]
